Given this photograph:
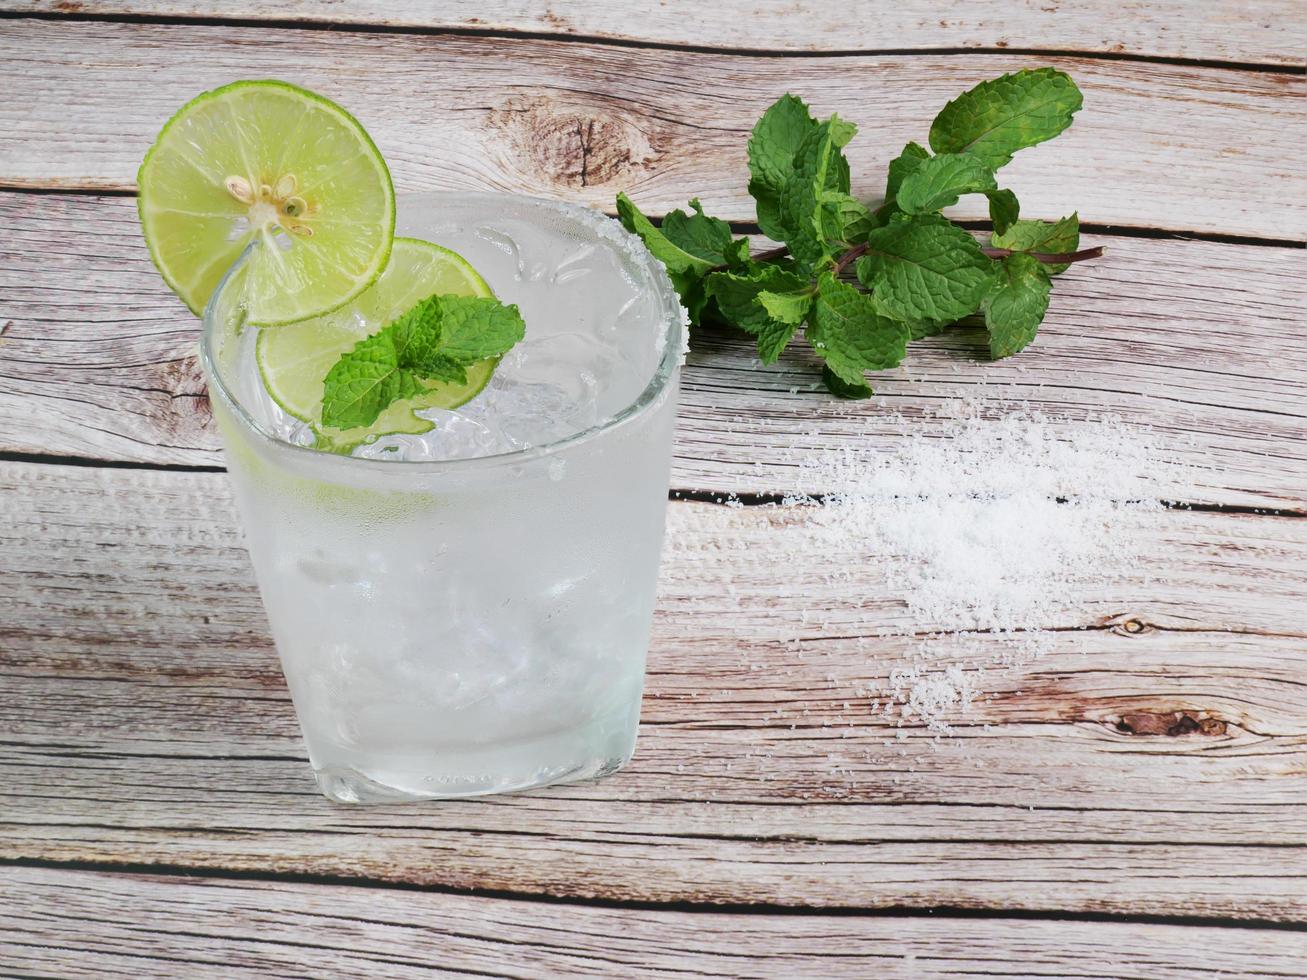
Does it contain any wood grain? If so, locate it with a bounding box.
[1,19,1304,238]
[2,193,1303,508]
[9,0,1305,65]
[4,460,1305,918]
[3,867,1306,980]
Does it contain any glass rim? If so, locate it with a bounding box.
[199,191,687,477]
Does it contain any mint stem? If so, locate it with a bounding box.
[833,242,869,276]
[748,241,1102,269]
[981,245,1104,264]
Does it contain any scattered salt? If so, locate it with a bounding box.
[777,396,1185,735]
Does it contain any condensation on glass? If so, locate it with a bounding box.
[201,193,685,802]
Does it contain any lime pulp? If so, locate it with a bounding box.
[256,237,500,451]
[137,79,395,324]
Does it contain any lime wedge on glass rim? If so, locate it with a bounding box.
[257,237,500,452]
[137,79,395,325]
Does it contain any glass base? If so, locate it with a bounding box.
[314,751,630,803]
[307,712,639,804]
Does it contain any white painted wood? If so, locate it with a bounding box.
[5,867,1305,980]
[3,461,1305,918]
[10,0,1304,64]
[0,20,1303,237]
[2,194,1303,509]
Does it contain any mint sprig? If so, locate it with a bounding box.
[616,67,1101,398]
[320,294,524,430]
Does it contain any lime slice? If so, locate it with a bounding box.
[137,79,395,325]
[257,237,499,451]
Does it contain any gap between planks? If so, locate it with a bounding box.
[4,866,1306,980]
[0,19,1303,238]
[3,0,1304,68]
[1,193,1304,509]
[2,459,1306,918]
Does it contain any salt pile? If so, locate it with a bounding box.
[780,398,1180,734]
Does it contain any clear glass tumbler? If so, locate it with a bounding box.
[200,193,684,802]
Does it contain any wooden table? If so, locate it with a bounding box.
[2,3,1305,976]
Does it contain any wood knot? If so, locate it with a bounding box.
[489,97,659,192]
[155,354,213,438]
[1106,614,1154,636]
[1113,710,1227,737]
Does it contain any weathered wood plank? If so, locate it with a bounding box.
[3,868,1305,980]
[10,0,1304,65]
[1,20,1303,238]
[2,193,1304,508]
[3,461,1305,918]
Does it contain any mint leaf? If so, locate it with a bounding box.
[757,319,800,364]
[321,293,523,430]
[820,192,874,245]
[822,366,872,400]
[418,355,469,386]
[616,192,748,323]
[885,141,930,203]
[986,189,1020,236]
[616,193,720,276]
[928,68,1083,170]
[616,74,1095,398]
[983,253,1052,358]
[856,213,996,323]
[875,140,931,224]
[807,271,909,392]
[748,94,820,241]
[390,290,445,367]
[428,295,525,363]
[757,285,814,362]
[660,199,738,266]
[707,264,810,363]
[993,213,1079,274]
[321,330,426,430]
[707,265,806,332]
[757,287,813,325]
[896,152,997,214]
[779,117,855,269]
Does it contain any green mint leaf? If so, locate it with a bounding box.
[615,192,718,276]
[723,237,754,270]
[819,192,874,245]
[429,294,525,364]
[321,330,426,430]
[756,319,800,364]
[706,264,810,364]
[756,285,813,362]
[855,213,996,324]
[822,365,872,399]
[986,189,1020,236]
[757,288,813,326]
[389,292,445,367]
[779,117,855,270]
[320,293,522,430]
[875,140,931,224]
[748,94,820,241]
[707,264,806,333]
[885,141,930,203]
[417,354,469,386]
[896,152,997,214]
[806,271,909,390]
[983,253,1052,358]
[928,68,1083,171]
[616,192,749,322]
[992,213,1079,274]
[660,198,737,266]
[907,318,954,340]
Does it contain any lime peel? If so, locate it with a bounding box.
[137,79,395,325]
[257,237,501,452]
